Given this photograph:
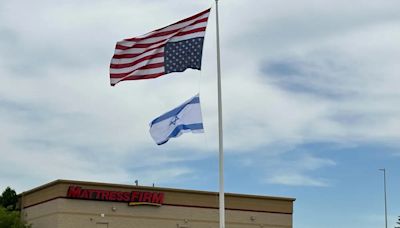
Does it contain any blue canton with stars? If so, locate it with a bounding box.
[164,37,204,74]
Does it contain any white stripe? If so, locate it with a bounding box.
[110,57,164,74]
[111,47,164,65]
[111,66,165,79]
[169,32,206,43]
[120,36,170,47]
[129,66,164,76]
[114,40,167,55]
[110,66,165,84]
[110,78,121,85]
[118,12,210,46]
[150,12,209,34]
[190,129,204,133]
[180,22,208,33]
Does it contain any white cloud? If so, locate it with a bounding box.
[0,0,399,191]
[262,153,336,187]
[267,174,329,187]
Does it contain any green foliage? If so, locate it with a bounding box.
[0,187,30,227]
[395,215,400,228]
[0,187,18,210]
[0,206,31,228]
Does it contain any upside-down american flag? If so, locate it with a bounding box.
[109,8,211,86]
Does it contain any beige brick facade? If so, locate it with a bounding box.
[20,180,295,228]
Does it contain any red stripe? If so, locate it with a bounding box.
[111,73,166,86]
[116,38,166,50]
[140,62,164,70]
[175,27,206,37]
[162,8,211,28]
[124,20,207,42]
[112,45,162,59]
[124,11,210,42]
[110,64,164,78]
[146,17,209,40]
[110,52,164,69]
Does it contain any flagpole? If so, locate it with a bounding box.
[215,1,225,228]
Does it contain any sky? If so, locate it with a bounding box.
[0,0,400,227]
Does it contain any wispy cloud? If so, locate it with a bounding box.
[267,174,330,187]
[264,154,336,187]
[0,0,399,194]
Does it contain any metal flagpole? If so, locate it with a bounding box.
[215,1,225,228]
[379,168,388,228]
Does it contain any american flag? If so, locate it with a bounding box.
[110,8,211,86]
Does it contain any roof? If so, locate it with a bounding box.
[20,179,295,214]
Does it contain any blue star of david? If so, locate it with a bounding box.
[169,115,179,126]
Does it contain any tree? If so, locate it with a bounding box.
[0,187,18,210]
[0,187,30,228]
[395,216,400,228]
[0,206,31,228]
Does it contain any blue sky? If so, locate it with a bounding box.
[1,1,400,227]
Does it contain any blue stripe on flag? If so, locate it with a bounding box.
[150,96,200,126]
[157,123,204,145]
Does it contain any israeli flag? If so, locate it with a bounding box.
[149,94,204,145]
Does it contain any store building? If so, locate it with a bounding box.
[20,179,295,228]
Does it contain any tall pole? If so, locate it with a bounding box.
[379,168,388,228]
[215,1,225,228]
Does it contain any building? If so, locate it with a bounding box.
[20,180,295,228]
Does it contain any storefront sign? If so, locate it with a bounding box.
[67,186,164,206]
